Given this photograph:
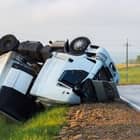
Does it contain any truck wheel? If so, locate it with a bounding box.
[0,34,19,55]
[69,37,91,55]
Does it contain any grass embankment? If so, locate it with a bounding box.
[0,106,68,140]
[117,64,140,84]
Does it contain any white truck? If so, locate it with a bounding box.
[0,35,120,121]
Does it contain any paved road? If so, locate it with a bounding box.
[118,85,140,111]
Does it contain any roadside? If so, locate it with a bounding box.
[58,102,140,140]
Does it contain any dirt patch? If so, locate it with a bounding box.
[58,102,140,140]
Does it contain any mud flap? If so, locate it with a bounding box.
[0,86,44,121]
[77,79,119,103]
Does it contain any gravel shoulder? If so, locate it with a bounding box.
[58,102,140,140]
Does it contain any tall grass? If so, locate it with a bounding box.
[0,105,68,140]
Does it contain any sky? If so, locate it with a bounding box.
[0,0,140,63]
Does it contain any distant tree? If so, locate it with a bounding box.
[129,59,135,64]
[129,55,140,64]
[136,55,140,63]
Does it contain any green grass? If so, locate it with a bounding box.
[118,66,140,84]
[0,105,68,140]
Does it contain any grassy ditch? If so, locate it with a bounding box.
[0,105,68,140]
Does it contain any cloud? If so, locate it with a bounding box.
[24,0,140,25]
[0,0,17,8]
[29,0,91,22]
[1,0,140,26]
[0,0,139,63]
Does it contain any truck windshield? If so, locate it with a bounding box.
[58,70,88,88]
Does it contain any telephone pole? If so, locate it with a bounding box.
[126,39,129,82]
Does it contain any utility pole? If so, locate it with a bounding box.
[126,39,129,82]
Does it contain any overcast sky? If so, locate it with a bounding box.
[0,0,140,63]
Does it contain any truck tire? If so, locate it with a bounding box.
[69,37,90,55]
[0,34,19,55]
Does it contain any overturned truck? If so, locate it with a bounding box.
[0,35,120,121]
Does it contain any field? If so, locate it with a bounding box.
[0,64,139,140]
[117,64,140,84]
